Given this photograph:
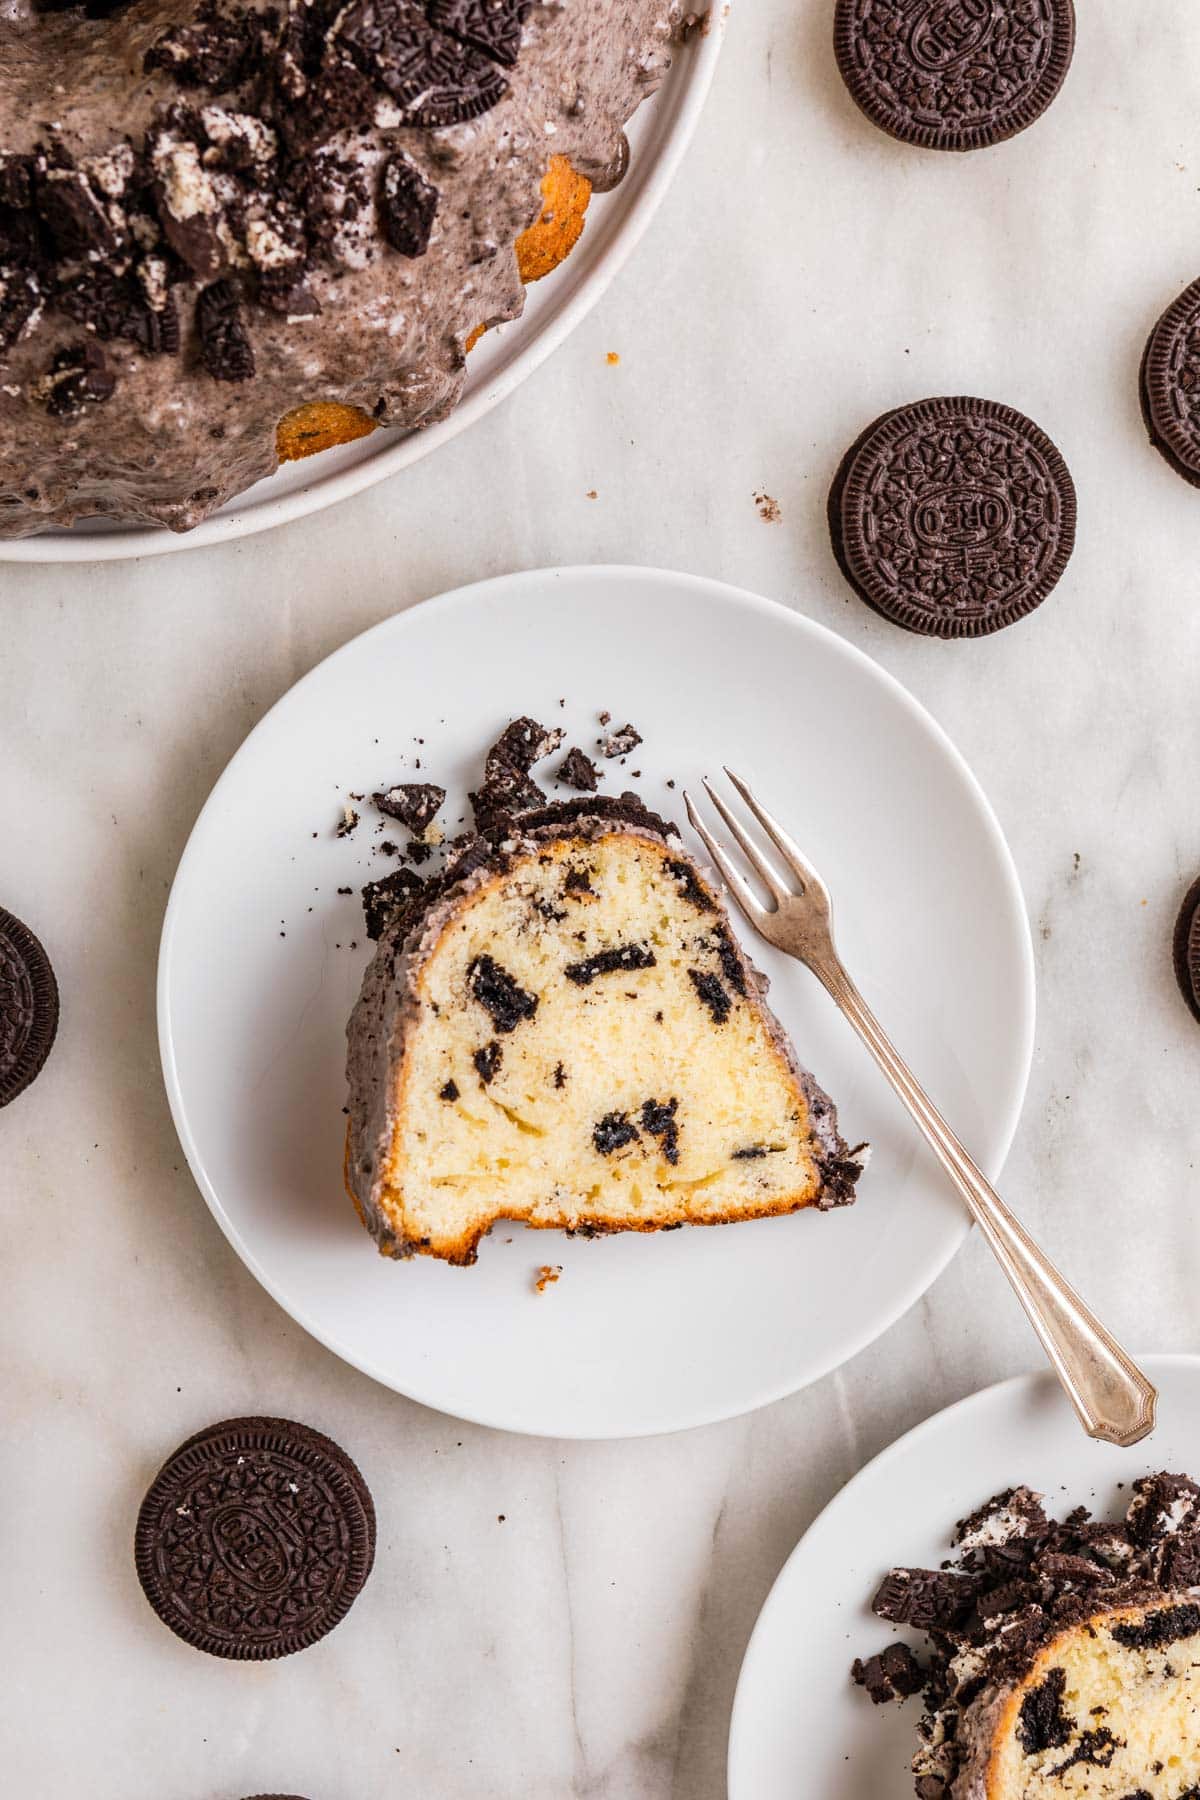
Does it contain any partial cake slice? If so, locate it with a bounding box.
[344,792,862,1265]
[974,1599,1200,1798]
[853,1474,1200,1800]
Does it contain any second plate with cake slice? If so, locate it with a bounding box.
[729,1354,1200,1800]
[158,566,1034,1437]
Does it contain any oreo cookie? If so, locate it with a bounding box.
[0,906,59,1107]
[134,1417,375,1659]
[1173,875,1200,1024]
[833,0,1076,153]
[1141,277,1200,487]
[829,396,1076,637]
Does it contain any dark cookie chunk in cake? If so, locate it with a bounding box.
[1016,1666,1075,1755]
[468,953,538,1032]
[378,153,439,256]
[564,943,656,986]
[1141,278,1200,487]
[833,0,1076,153]
[472,1040,502,1084]
[0,906,59,1107]
[592,1110,639,1155]
[373,782,446,834]
[688,968,731,1024]
[665,858,713,912]
[829,398,1076,638]
[640,1097,679,1164]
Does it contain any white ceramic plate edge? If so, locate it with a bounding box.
[157,565,1036,1437]
[4,17,726,565]
[725,1353,1189,1798]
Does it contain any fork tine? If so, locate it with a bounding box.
[683,792,772,926]
[723,768,827,898]
[700,777,791,904]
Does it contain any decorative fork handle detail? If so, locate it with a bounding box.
[813,952,1156,1448]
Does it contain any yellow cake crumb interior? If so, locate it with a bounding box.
[991,1613,1200,1796]
[377,833,823,1258]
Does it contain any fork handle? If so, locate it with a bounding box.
[813,955,1157,1448]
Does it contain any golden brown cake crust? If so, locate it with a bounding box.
[345,816,861,1265]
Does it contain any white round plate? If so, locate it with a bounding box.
[4,21,723,564]
[158,565,1034,1438]
[729,1353,1195,1800]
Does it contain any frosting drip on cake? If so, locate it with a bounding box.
[0,0,680,534]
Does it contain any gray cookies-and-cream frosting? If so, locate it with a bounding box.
[0,0,681,536]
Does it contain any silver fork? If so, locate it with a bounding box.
[685,770,1157,1449]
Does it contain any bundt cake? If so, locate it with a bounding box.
[0,0,683,536]
[344,719,864,1265]
[853,1475,1200,1799]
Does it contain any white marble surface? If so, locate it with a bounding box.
[6,3,1200,1795]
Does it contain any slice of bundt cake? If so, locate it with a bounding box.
[853,1475,1200,1800]
[344,724,862,1265]
[976,1600,1200,1798]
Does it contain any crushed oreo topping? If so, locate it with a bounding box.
[665,857,712,911]
[854,1476,1200,1799]
[1,0,532,390]
[197,279,255,382]
[362,865,425,939]
[564,942,656,986]
[373,782,445,834]
[378,152,439,256]
[467,953,538,1033]
[558,746,600,792]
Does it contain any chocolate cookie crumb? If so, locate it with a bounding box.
[558,747,600,791]
[564,942,656,986]
[593,1110,639,1154]
[373,782,445,833]
[468,953,538,1032]
[601,723,642,759]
